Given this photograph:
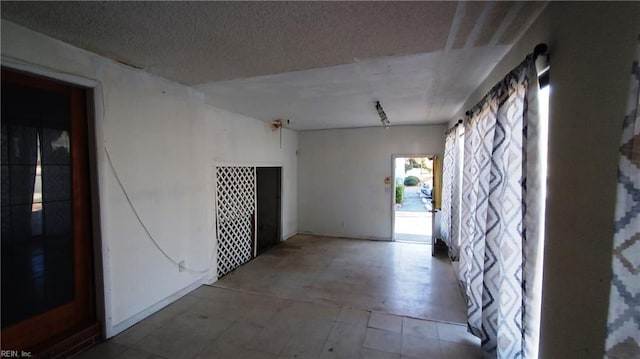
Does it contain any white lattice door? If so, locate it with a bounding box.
[216,166,256,277]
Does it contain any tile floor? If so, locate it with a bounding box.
[216,235,466,323]
[77,236,480,358]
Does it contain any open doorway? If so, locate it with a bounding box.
[392,156,434,243]
[256,167,282,256]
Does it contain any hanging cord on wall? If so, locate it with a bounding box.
[104,146,214,274]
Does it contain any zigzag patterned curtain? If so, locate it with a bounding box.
[441,125,463,261]
[604,38,640,358]
[458,56,542,358]
[440,129,455,256]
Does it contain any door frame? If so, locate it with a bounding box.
[390,154,438,242]
[2,57,108,338]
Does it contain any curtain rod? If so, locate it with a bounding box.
[460,42,549,120]
[445,43,548,134]
[533,43,549,60]
[446,119,463,134]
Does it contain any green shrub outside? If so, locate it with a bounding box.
[403,176,420,186]
[395,184,405,204]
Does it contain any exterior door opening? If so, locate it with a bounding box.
[392,156,435,243]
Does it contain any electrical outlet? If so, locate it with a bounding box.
[178,260,185,272]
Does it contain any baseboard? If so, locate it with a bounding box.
[204,274,218,285]
[31,322,101,358]
[299,231,392,242]
[106,277,207,338]
[283,232,298,241]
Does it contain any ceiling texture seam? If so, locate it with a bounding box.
[489,2,524,47]
[1,1,548,131]
[465,2,495,49]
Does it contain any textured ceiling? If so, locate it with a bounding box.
[196,46,512,130]
[1,1,547,130]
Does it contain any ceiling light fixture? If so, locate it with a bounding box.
[375,101,391,129]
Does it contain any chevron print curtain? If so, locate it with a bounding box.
[450,125,463,262]
[440,129,455,257]
[441,125,464,260]
[458,56,541,358]
[604,39,640,359]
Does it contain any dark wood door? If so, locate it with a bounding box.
[1,69,95,352]
[256,167,281,256]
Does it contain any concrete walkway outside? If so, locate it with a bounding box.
[396,185,429,212]
[395,186,431,243]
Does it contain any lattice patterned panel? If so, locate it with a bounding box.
[216,166,256,278]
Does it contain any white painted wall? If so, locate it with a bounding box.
[201,106,298,240]
[297,125,445,240]
[453,3,640,357]
[1,21,297,337]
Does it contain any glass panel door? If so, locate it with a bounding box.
[1,69,95,352]
[1,85,74,327]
